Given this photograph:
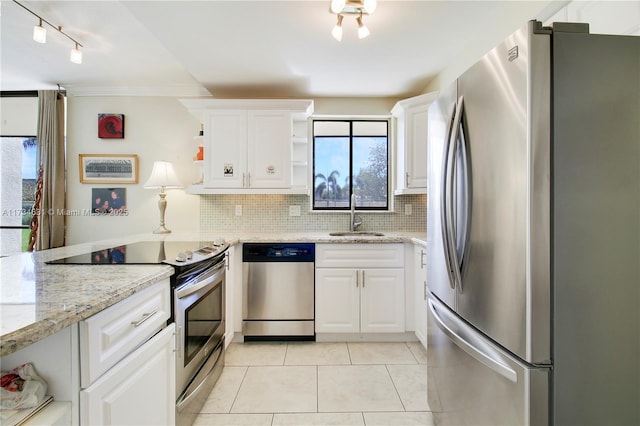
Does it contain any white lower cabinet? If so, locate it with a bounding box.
[80,324,175,425]
[79,279,175,425]
[315,244,405,334]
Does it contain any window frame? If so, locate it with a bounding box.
[312,118,390,212]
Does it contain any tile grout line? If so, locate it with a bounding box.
[315,364,319,414]
[228,365,250,414]
[385,364,409,413]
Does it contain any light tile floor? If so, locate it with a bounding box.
[194,341,435,426]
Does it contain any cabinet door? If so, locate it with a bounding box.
[360,269,405,333]
[80,324,176,426]
[247,110,291,188]
[204,110,247,188]
[414,245,428,348]
[315,269,360,333]
[405,104,428,189]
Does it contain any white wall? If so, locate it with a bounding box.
[423,0,639,93]
[545,0,640,35]
[65,96,201,244]
[313,97,400,116]
[0,97,38,136]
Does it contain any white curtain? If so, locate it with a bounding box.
[35,90,65,250]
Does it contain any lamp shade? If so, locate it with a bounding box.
[144,161,183,189]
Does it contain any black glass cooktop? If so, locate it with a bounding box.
[47,241,226,266]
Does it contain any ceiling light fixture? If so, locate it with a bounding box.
[13,0,84,64]
[70,43,83,64]
[356,15,370,39]
[331,14,344,42]
[33,19,46,43]
[329,0,376,41]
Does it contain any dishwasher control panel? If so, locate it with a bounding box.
[243,243,315,262]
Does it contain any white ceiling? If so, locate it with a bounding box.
[1,1,558,98]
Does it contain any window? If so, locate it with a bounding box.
[0,136,38,253]
[313,120,389,210]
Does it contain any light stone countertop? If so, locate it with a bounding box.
[0,231,426,356]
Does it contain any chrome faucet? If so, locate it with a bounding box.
[350,193,363,231]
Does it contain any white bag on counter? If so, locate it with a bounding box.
[0,363,48,410]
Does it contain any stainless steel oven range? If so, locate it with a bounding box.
[48,240,229,426]
[171,246,227,426]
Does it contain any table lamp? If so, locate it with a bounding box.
[144,161,183,234]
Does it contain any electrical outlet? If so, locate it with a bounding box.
[405,204,412,215]
[235,205,242,216]
[289,205,301,217]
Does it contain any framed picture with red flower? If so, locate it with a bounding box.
[98,113,125,139]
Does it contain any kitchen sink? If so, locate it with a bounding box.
[329,231,385,237]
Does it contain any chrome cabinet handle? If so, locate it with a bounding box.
[131,310,157,327]
[405,172,409,187]
[247,172,251,188]
[420,249,426,268]
[356,270,359,288]
[362,270,365,288]
[423,281,427,300]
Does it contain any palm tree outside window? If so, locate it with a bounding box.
[313,120,388,210]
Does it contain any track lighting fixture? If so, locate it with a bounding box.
[70,43,83,64]
[13,0,84,64]
[329,0,376,41]
[33,19,46,43]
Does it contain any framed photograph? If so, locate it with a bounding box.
[92,188,128,215]
[79,154,139,184]
[98,113,125,139]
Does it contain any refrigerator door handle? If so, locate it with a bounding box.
[428,295,518,383]
[447,96,465,292]
[452,96,473,293]
[440,101,458,290]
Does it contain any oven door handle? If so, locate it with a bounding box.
[176,342,223,413]
[176,261,225,299]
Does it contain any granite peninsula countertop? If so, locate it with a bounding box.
[0,231,426,356]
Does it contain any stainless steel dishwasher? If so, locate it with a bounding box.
[242,243,315,340]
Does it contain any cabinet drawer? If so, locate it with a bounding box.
[316,244,404,268]
[80,279,171,388]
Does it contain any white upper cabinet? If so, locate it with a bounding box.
[392,92,437,194]
[203,109,291,189]
[180,99,313,194]
[247,110,292,188]
[203,110,247,189]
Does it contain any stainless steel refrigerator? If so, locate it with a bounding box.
[426,20,639,425]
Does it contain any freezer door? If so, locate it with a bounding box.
[426,82,458,310]
[454,22,551,363]
[427,296,549,426]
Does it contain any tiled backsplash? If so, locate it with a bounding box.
[200,194,426,233]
